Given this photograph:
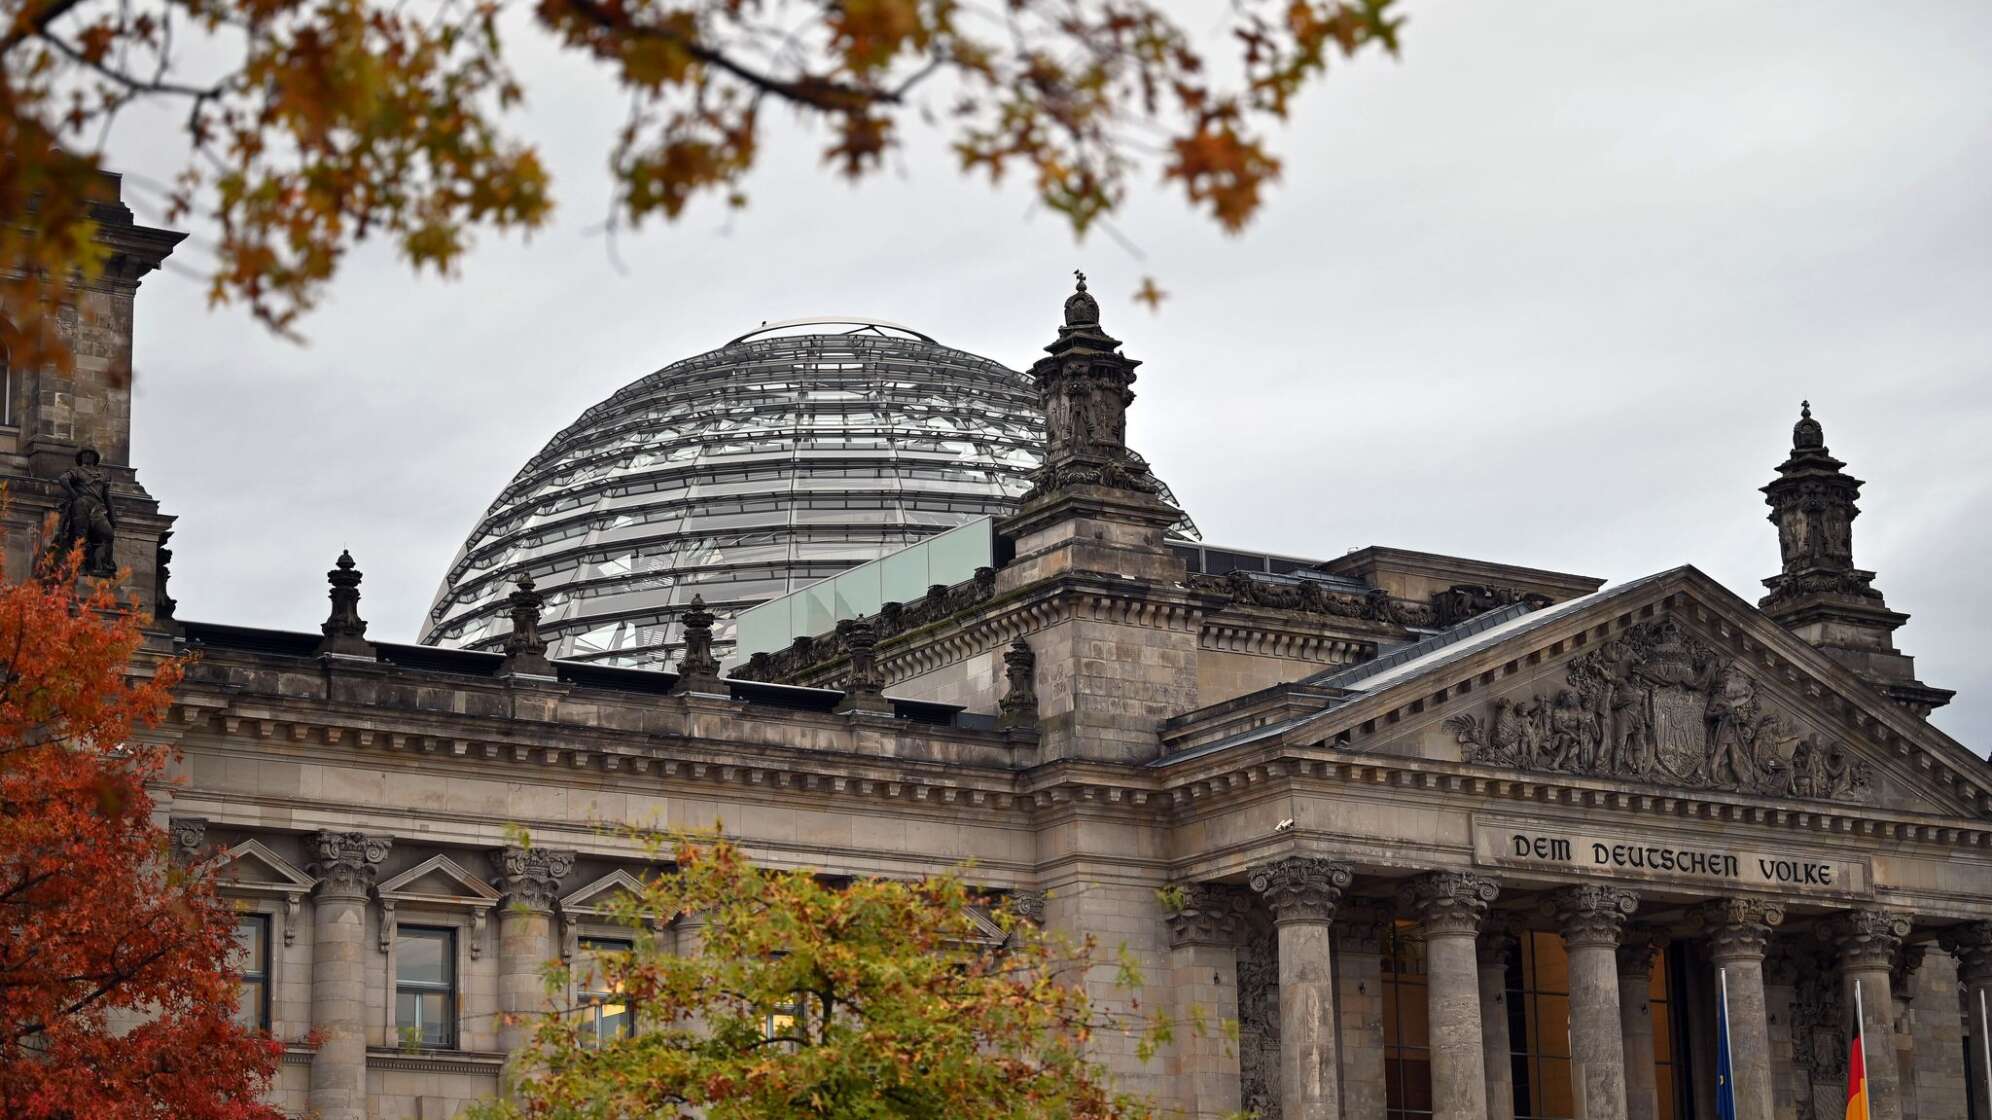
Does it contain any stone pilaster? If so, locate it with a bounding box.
[1616,934,1663,1120]
[1404,872,1499,1120]
[1941,922,1992,1120]
[1551,885,1639,1120]
[306,830,389,1120]
[1701,899,1784,1120]
[1478,923,1519,1120]
[1166,884,1248,1119]
[1248,857,1354,1120]
[1333,903,1389,1119]
[490,845,575,1071]
[1831,909,1913,1120]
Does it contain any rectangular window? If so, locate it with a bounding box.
[1382,920,1433,1119]
[232,914,271,1033]
[578,936,633,1046]
[395,927,457,1049]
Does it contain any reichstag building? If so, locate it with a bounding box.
[10,178,1992,1120]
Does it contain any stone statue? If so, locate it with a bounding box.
[55,447,117,576]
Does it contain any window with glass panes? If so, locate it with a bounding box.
[232,914,271,1032]
[1650,947,1678,1120]
[395,927,456,1049]
[578,936,633,1045]
[1382,919,1434,1118]
[1508,930,1575,1119]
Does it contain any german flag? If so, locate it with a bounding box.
[1844,1025,1870,1120]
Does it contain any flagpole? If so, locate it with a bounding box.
[1720,967,1736,1116]
[1855,977,1871,1114]
[1979,986,1991,1115]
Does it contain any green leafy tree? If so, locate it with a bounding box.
[470,830,1182,1120]
[1,0,1403,368]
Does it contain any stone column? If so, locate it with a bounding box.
[1552,885,1639,1120]
[1403,873,1500,1120]
[306,831,390,1120]
[1248,856,1354,1120]
[1831,909,1913,1120]
[1941,922,1992,1120]
[1478,923,1519,1120]
[1616,934,1663,1120]
[1701,899,1784,1120]
[491,846,575,1077]
[1166,884,1248,1119]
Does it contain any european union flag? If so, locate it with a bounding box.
[1716,968,1738,1120]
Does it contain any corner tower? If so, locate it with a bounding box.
[1760,401,1951,716]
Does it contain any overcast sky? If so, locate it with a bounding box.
[108,1,1992,750]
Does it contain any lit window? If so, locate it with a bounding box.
[395,927,457,1049]
[578,936,633,1045]
[232,915,271,1033]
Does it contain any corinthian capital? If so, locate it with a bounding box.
[1940,921,1992,984]
[490,845,577,912]
[308,830,391,900]
[1829,909,1913,972]
[1166,883,1251,949]
[1247,856,1354,924]
[1549,885,1639,949]
[1403,872,1500,938]
[1699,897,1785,963]
[1617,932,1665,979]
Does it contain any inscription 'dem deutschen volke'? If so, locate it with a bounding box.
[1471,819,1869,896]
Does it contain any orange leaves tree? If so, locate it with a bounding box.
[470,831,1176,1120]
[0,547,282,1120]
[1,0,1402,363]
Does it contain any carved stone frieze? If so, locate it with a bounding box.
[1828,908,1912,971]
[1938,921,1992,984]
[1444,617,1875,803]
[1183,569,1439,629]
[490,845,576,913]
[1166,883,1252,949]
[733,566,997,683]
[1548,885,1638,949]
[1247,856,1353,924]
[1402,871,1500,937]
[1697,897,1785,962]
[1006,890,1046,926]
[308,830,391,900]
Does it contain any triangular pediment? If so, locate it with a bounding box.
[377,855,500,906]
[216,839,315,894]
[561,870,652,917]
[1248,567,1992,820]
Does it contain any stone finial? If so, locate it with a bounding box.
[671,594,724,695]
[1697,897,1785,963]
[1064,269,1099,327]
[1939,922,1992,984]
[832,618,891,715]
[154,530,177,622]
[498,575,554,676]
[1793,399,1823,451]
[490,845,576,913]
[168,815,208,863]
[1020,270,1162,500]
[1402,871,1500,937]
[1828,908,1913,971]
[1166,883,1250,949]
[996,637,1040,734]
[308,830,391,900]
[315,550,373,657]
[1547,885,1638,949]
[1247,856,1353,924]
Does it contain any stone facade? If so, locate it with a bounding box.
[11,210,1992,1120]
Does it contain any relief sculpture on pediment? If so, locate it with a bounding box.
[1443,619,1874,803]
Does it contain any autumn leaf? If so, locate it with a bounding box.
[1132,276,1166,310]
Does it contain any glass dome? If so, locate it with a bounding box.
[422,320,1059,669]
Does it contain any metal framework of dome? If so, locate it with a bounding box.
[420,319,1195,670]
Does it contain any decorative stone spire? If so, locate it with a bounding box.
[315,550,373,657]
[1022,271,1162,500]
[671,594,724,695]
[832,618,891,714]
[1760,402,1951,715]
[498,575,555,676]
[996,637,1039,735]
